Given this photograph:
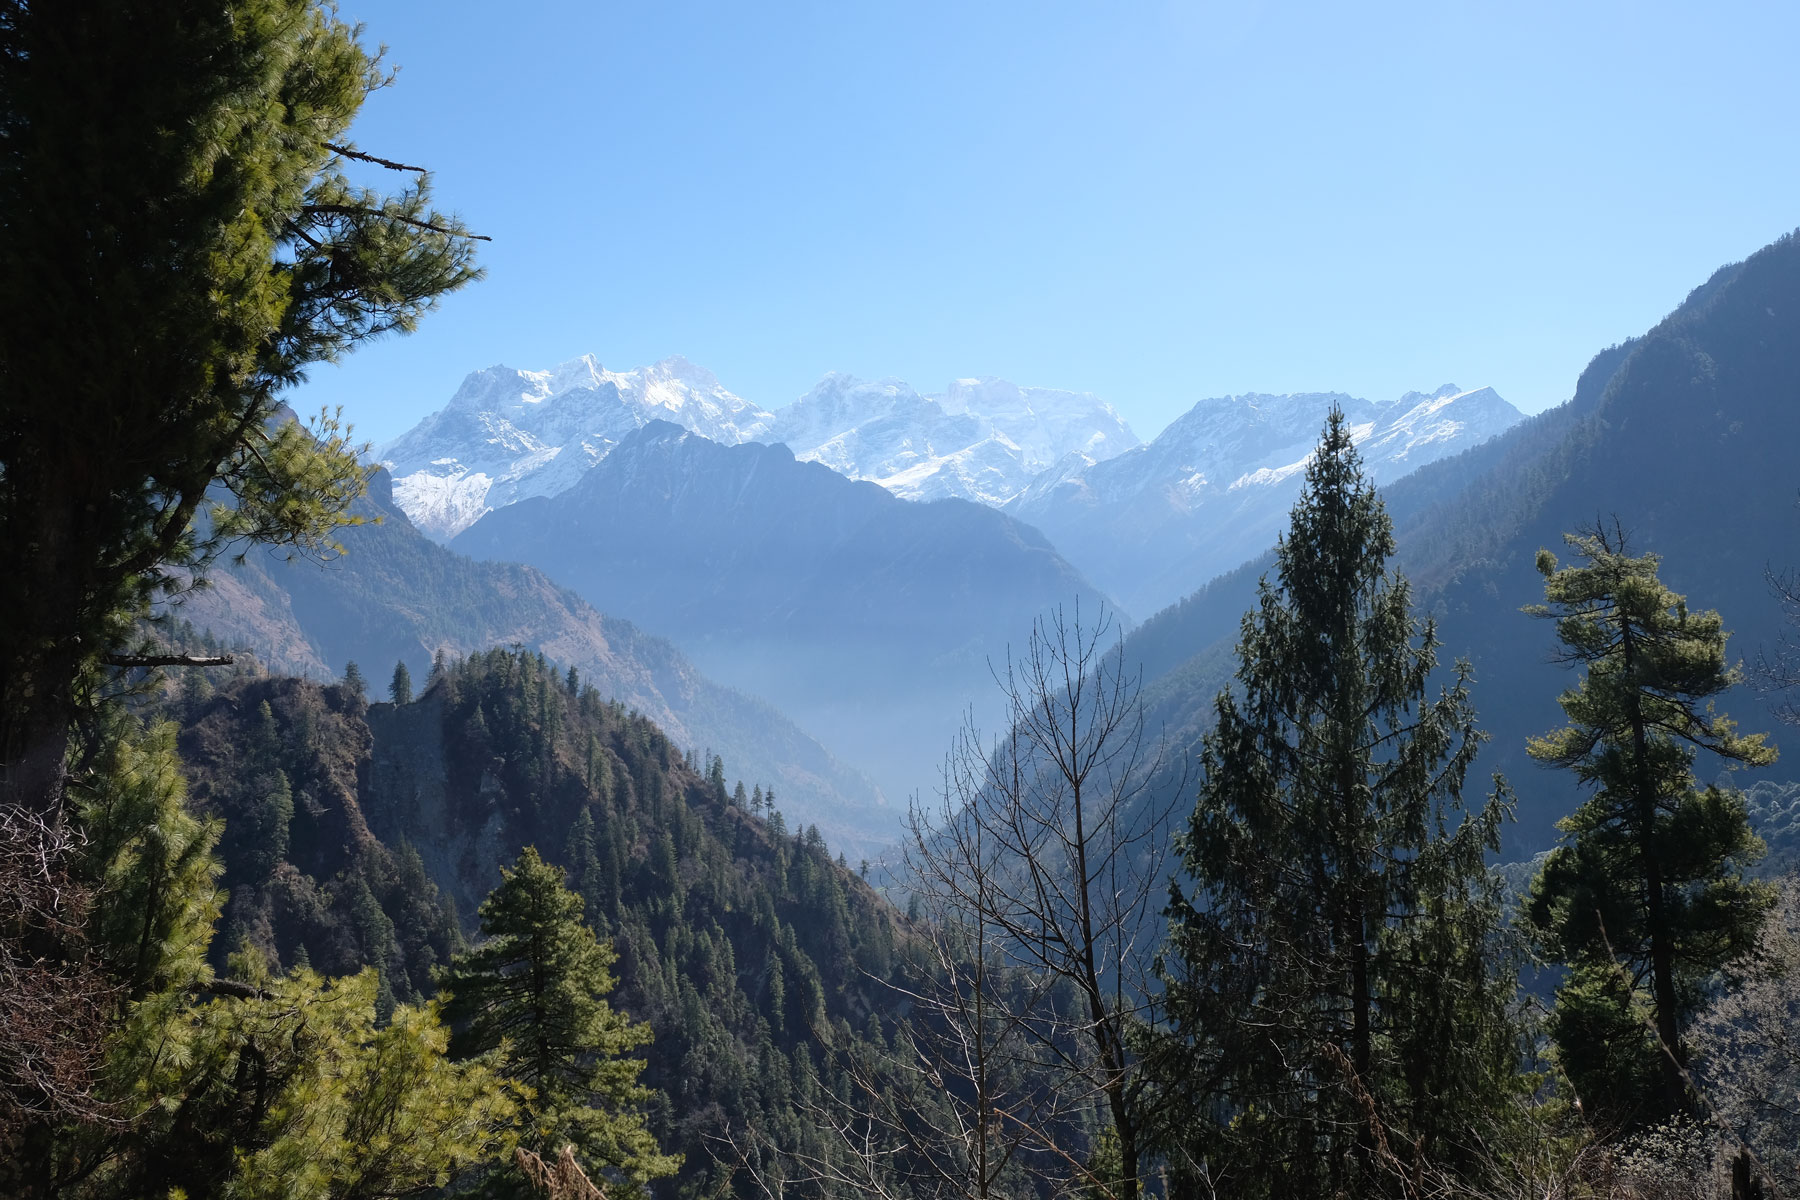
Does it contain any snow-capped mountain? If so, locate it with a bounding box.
[1007,384,1523,616]
[379,355,773,539]
[380,358,1141,537]
[768,374,1140,505]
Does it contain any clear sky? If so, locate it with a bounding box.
[311,0,1800,447]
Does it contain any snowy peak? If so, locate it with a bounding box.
[1007,383,1524,615]
[380,355,774,539]
[768,372,1140,506]
[1360,385,1519,473]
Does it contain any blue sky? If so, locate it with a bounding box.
[313,0,1800,447]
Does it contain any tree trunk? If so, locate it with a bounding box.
[1621,619,1689,1110]
[1,709,71,827]
[1,478,89,828]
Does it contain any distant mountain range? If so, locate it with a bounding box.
[451,421,1114,804]
[762,373,1139,506]
[380,355,772,540]
[381,361,1138,538]
[376,354,1527,806]
[175,466,897,857]
[1008,384,1523,615]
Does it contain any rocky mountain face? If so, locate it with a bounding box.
[1114,231,1800,855]
[175,465,896,856]
[1006,384,1523,616]
[380,355,775,539]
[451,421,1115,805]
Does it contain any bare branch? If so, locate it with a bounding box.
[195,978,272,1001]
[324,142,429,174]
[102,653,234,669]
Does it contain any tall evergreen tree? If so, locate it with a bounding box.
[1155,409,1522,1198]
[0,0,482,828]
[0,0,481,1134]
[237,769,293,882]
[390,660,414,706]
[564,808,608,934]
[13,714,511,1200]
[1524,525,1776,1124]
[439,847,678,1198]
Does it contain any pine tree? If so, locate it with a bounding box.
[0,0,482,829]
[178,666,213,722]
[346,871,402,1022]
[439,847,678,1198]
[240,769,293,881]
[565,808,609,934]
[1525,525,1777,1124]
[390,660,414,706]
[16,714,512,1198]
[1156,409,1523,1197]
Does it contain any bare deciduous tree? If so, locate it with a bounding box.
[1760,568,1800,728]
[716,603,1178,1200]
[903,603,1179,1200]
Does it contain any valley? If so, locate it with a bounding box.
[11,8,1800,1193]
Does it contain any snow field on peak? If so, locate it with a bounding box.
[380,355,775,539]
[380,359,1146,536]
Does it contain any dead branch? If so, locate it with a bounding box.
[102,653,234,669]
[323,143,428,173]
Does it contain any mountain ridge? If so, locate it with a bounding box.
[379,358,1141,536]
[174,462,898,856]
[1006,383,1524,614]
[451,420,1118,804]
[1113,231,1800,855]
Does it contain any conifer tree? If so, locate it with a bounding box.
[565,808,609,934]
[0,0,482,827]
[1525,525,1776,1124]
[391,660,414,706]
[179,666,214,722]
[439,847,678,1198]
[11,714,511,1199]
[239,769,293,881]
[1156,409,1522,1197]
[0,0,481,1126]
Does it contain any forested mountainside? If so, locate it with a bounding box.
[166,651,918,1198]
[176,464,895,856]
[452,420,1115,805]
[1115,231,1800,853]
